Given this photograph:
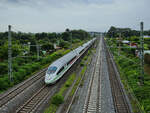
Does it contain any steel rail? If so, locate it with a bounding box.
[16,85,49,113]
[104,39,132,113]
[83,38,102,113]
[0,68,47,108]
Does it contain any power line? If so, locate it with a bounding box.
[11,26,22,33]
[11,25,42,60]
[7,25,42,82]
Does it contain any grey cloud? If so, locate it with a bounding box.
[0,0,149,32]
[3,0,115,7]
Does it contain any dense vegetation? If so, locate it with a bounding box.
[0,29,91,61]
[0,29,92,92]
[106,27,150,112]
[107,26,150,38]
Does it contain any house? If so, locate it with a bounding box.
[144,50,150,55]
[130,43,138,48]
[144,35,150,38]
[136,50,150,57]
[122,40,130,45]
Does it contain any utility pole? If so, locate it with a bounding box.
[70,32,72,50]
[8,25,13,82]
[118,33,121,56]
[28,42,31,53]
[36,44,40,60]
[139,22,144,85]
[66,28,72,50]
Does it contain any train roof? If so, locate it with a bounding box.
[48,38,96,70]
[49,51,76,69]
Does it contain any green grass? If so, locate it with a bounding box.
[70,54,92,96]
[44,73,76,113]
[44,104,57,113]
[51,94,64,106]
[58,73,76,95]
[114,55,149,113]
[70,75,82,96]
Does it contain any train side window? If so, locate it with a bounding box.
[57,67,64,75]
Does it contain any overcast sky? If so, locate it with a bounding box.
[0,0,150,33]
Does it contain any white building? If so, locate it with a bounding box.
[144,35,150,38]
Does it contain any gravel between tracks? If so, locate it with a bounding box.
[101,41,115,113]
[68,38,116,113]
[68,48,97,113]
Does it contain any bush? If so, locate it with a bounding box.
[59,40,70,49]
[34,62,41,70]
[0,76,10,90]
[15,57,26,65]
[0,63,8,75]
[51,94,64,106]
[13,72,20,84]
[83,56,88,61]
[13,63,20,72]
[21,64,32,75]
[41,58,48,65]
[16,68,27,81]
[65,84,70,87]
[30,63,38,71]
[0,49,72,92]
[144,53,150,65]
[122,47,136,56]
[80,61,84,66]
[41,43,54,51]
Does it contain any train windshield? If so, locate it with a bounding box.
[47,66,57,74]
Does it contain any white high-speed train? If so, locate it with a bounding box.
[45,38,96,84]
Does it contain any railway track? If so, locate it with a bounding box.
[16,85,52,113]
[64,40,98,113]
[83,38,102,113]
[0,68,47,108]
[15,42,97,113]
[65,38,132,113]
[0,39,97,113]
[104,39,132,113]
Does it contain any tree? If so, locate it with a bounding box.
[107,26,142,38]
[107,26,117,38]
[129,36,140,42]
[41,43,54,51]
[61,32,70,41]
[30,38,37,54]
[59,40,70,49]
[0,41,22,60]
[144,53,150,65]
[71,29,90,40]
